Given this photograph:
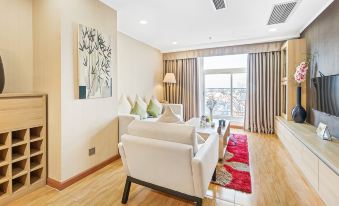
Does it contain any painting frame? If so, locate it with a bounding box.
[77,24,113,99]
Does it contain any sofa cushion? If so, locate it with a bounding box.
[118,94,132,114]
[136,95,147,109]
[157,106,182,123]
[152,97,163,115]
[131,100,147,119]
[127,120,199,154]
[147,99,162,117]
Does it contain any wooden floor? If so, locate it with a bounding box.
[7,130,324,206]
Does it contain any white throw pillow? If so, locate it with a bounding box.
[144,96,151,105]
[135,95,147,111]
[118,95,132,114]
[151,96,163,115]
[127,96,135,107]
[157,106,182,123]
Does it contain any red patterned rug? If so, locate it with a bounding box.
[213,133,252,193]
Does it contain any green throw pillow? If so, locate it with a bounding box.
[147,99,161,117]
[131,100,148,119]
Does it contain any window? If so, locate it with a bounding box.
[202,54,247,121]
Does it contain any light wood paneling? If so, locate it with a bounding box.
[0,0,33,93]
[0,96,44,132]
[7,129,324,206]
[32,0,62,182]
[319,160,339,206]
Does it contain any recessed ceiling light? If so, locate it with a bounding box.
[139,20,148,25]
[269,28,277,32]
[172,41,178,45]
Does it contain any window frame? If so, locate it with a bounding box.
[202,68,247,122]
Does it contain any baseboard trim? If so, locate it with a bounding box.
[47,154,120,190]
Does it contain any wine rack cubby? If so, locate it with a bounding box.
[30,168,43,185]
[0,133,9,149]
[12,129,28,146]
[0,94,47,204]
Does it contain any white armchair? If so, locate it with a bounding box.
[118,121,219,206]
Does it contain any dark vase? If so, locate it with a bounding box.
[0,56,4,93]
[291,86,307,123]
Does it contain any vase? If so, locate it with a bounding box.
[291,86,307,123]
[209,108,213,122]
[0,56,4,93]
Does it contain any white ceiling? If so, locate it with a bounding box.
[101,0,333,52]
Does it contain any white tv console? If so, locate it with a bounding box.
[275,116,339,206]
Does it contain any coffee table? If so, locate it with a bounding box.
[186,118,230,160]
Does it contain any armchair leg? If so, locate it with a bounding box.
[212,168,217,182]
[122,177,131,204]
[196,198,203,206]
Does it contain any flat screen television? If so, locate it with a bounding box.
[312,74,339,117]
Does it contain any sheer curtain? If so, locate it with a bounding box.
[163,58,200,121]
[245,51,281,133]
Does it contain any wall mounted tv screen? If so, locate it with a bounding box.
[312,74,339,117]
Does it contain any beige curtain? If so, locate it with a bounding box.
[164,58,199,121]
[245,51,281,134]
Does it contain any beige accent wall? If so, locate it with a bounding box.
[0,0,33,92]
[118,32,163,100]
[32,0,62,181]
[59,0,118,181]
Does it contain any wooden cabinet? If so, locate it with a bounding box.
[0,94,47,204]
[275,116,339,206]
[280,39,307,120]
[319,161,339,206]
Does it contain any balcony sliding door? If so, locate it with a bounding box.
[202,54,247,122]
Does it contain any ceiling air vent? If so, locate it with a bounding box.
[267,1,298,25]
[212,0,226,10]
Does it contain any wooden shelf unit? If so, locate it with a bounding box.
[0,94,47,204]
[280,39,307,120]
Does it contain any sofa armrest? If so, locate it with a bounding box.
[162,104,183,120]
[118,114,140,141]
[191,133,219,198]
[118,142,130,175]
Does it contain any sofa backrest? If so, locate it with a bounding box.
[127,120,198,154]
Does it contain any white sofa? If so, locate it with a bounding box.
[118,120,219,206]
[118,103,183,140]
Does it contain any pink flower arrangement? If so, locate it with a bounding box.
[294,62,308,84]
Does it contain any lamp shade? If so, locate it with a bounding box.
[163,73,176,84]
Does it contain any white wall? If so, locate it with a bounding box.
[0,0,33,92]
[60,0,118,181]
[117,32,163,100]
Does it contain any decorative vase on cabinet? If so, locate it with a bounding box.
[292,86,307,123]
[291,62,308,123]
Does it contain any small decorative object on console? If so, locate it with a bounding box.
[292,62,308,123]
[316,122,332,141]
